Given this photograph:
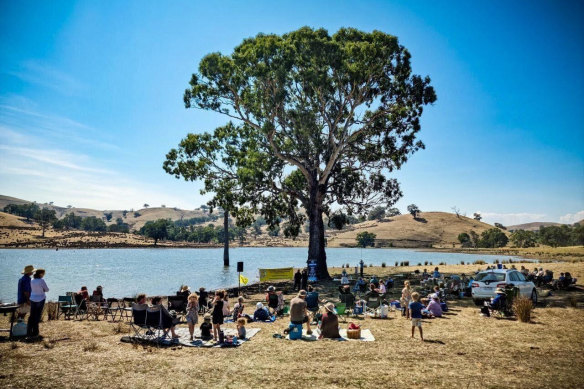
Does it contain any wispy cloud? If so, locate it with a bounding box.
[477,211,548,226]
[4,60,86,96]
[559,210,584,224]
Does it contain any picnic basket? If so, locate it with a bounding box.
[347,328,361,339]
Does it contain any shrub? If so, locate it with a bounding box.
[430,262,433,266]
[404,261,410,266]
[417,263,422,266]
[341,264,344,268]
[395,261,399,267]
[381,262,386,267]
[346,263,350,268]
[369,263,373,267]
[439,262,446,266]
[460,260,465,265]
[494,259,499,264]
[473,260,486,265]
[513,296,533,323]
[424,261,428,266]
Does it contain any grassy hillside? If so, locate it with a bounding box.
[507,221,563,231]
[327,212,498,248]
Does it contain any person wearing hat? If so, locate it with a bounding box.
[265,286,279,315]
[17,265,35,320]
[490,288,507,311]
[200,314,213,340]
[289,290,313,335]
[28,268,49,338]
[177,285,190,298]
[253,302,270,321]
[318,302,340,339]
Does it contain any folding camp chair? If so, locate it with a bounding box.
[335,303,347,322]
[129,303,149,340]
[86,295,109,320]
[145,305,174,346]
[73,293,88,320]
[365,295,381,316]
[57,295,77,320]
[339,293,356,317]
[167,295,187,323]
[105,298,123,322]
[120,298,136,321]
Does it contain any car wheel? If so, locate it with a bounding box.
[531,289,538,306]
[473,299,483,306]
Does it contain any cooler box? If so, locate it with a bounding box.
[288,323,303,340]
[440,302,448,312]
[390,301,401,309]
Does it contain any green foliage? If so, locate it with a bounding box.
[478,228,508,248]
[268,224,280,237]
[108,218,130,233]
[3,203,40,221]
[457,232,471,247]
[473,212,482,221]
[172,26,436,277]
[34,208,57,237]
[510,229,537,248]
[103,212,113,222]
[537,225,573,247]
[328,212,350,230]
[407,204,420,218]
[367,206,386,221]
[469,230,480,248]
[494,222,506,230]
[140,219,172,245]
[173,215,219,227]
[387,207,401,217]
[81,216,107,232]
[356,231,376,247]
[133,211,141,218]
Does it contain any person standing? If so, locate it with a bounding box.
[28,269,49,338]
[301,269,308,291]
[17,265,34,320]
[293,270,302,291]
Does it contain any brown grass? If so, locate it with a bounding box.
[1,263,584,388]
[513,296,534,322]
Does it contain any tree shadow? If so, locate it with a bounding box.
[424,339,445,345]
[414,217,427,223]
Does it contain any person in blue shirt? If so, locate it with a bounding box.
[253,302,270,321]
[490,289,506,311]
[17,265,34,320]
[305,286,320,311]
[432,267,441,279]
[409,292,424,342]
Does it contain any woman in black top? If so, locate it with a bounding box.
[211,290,225,341]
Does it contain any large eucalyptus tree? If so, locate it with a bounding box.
[165,27,436,278]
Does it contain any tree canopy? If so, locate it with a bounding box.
[169,27,436,278]
[356,231,376,248]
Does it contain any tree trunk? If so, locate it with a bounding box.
[223,210,229,267]
[307,184,330,280]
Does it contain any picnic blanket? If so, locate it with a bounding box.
[284,328,375,342]
[121,327,260,348]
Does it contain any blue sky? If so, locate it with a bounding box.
[0,0,582,226]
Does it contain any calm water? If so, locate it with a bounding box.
[0,247,529,303]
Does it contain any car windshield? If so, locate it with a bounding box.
[475,272,505,282]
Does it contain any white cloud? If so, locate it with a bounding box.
[4,60,86,96]
[477,211,547,226]
[559,210,584,224]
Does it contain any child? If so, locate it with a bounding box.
[409,292,424,342]
[186,293,199,341]
[222,292,230,317]
[211,290,225,341]
[401,281,412,319]
[200,314,213,340]
[236,317,246,339]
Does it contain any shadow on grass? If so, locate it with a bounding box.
[414,217,428,223]
[424,339,445,345]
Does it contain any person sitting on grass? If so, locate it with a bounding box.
[422,269,429,280]
[409,292,424,342]
[433,267,441,279]
[253,302,270,321]
[266,286,279,315]
[378,280,386,294]
[198,287,209,313]
[290,290,313,335]
[200,314,213,340]
[186,293,199,341]
[305,286,320,311]
[91,285,105,302]
[423,295,443,318]
[237,317,246,339]
[150,296,179,339]
[318,302,340,339]
[366,283,380,298]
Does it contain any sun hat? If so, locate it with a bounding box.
[495,288,506,294]
[21,265,36,274]
[267,285,275,292]
[256,302,264,309]
[298,290,307,297]
[324,302,337,314]
[181,285,189,291]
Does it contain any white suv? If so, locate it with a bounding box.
[471,269,537,305]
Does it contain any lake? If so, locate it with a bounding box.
[0,247,530,302]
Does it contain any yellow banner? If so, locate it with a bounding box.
[259,267,294,282]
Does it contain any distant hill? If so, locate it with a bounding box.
[507,222,564,231]
[326,212,499,248]
[0,194,211,231]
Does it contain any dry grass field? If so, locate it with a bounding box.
[1,262,583,389]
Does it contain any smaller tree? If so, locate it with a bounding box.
[34,208,57,237]
[103,212,113,222]
[387,207,401,217]
[356,231,376,248]
[407,204,420,218]
[473,212,482,221]
[510,230,536,248]
[368,206,386,221]
[451,206,461,218]
[478,228,508,248]
[141,219,171,245]
[494,222,506,230]
[469,230,480,248]
[328,212,350,230]
[143,204,150,209]
[457,232,471,247]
